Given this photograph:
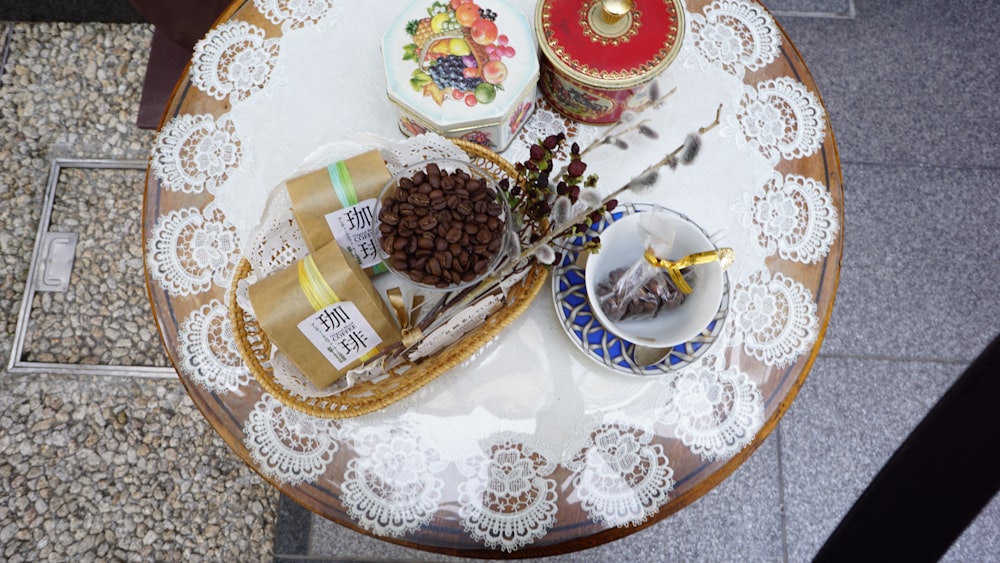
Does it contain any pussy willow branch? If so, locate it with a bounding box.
[552,86,679,182]
[518,104,723,263]
[372,104,724,366]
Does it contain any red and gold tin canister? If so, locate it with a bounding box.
[535,0,685,124]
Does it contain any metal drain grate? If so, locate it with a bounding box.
[7,158,177,378]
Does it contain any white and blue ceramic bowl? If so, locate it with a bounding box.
[584,207,724,349]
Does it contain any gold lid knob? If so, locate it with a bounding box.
[601,0,633,25]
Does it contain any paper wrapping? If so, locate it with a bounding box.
[285,150,392,276]
[247,241,402,389]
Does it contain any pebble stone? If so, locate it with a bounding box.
[0,22,280,561]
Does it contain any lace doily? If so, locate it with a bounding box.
[151,113,245,195]
[191,21,283,104]
[177,300,252,394]
[254,0,341,32]
[727,267,819,367]
[737,171,840,263]
[722,77,826,165]
[244,393,340,485]
[503,101,603,169]
[564,420,674,527]
[457,432,559,552]
[340,423,447,537]
[146,203,240,297]
[658,366,764,461]
[686,0,782,78]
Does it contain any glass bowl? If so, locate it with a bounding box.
[373,158,514,292]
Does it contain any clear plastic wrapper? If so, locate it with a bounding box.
[595,212,693,322]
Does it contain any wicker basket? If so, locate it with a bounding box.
[228,140,547,419]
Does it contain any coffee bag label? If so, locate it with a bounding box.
[325,198,380,269]
[298,301,382,370]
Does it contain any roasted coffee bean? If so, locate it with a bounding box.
[392,237,408,251]
[379,209,399,225]
[474,259,488,274]
[474,212,489,224]
[379,222,395,235]
[412,171,426,184]
[473,200,487,214]
[440,175,454,189]
[400,216,419,231]
[418,215,438,231]
[487,202,503,216]
[445,226,463,243]
[431,196,448,210]
[464,223,479,235]
[398,202,415,216]
[417,235,435,250]
[428,173,441,189]
[435,238,449,252]
[425,162,440,176]
[381,235,395,254]
[455,200,473,216]
[427,257,442,276]
[409,192,430,206]
[441,251,453,269]
[476,229,492,245]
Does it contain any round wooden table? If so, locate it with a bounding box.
[143,0,842,556]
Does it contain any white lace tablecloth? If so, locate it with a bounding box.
[143,0,841,554]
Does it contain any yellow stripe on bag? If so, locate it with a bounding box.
[298,255,340,311]
[297,254,379,362]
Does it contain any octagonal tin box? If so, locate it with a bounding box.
[382,0,539,151]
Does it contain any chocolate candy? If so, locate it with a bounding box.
[596,267,690,322]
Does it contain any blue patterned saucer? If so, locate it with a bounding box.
[551,203,729,376]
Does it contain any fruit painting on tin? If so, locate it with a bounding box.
[403,0,516,107]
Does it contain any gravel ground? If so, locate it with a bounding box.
[0,22,280,560]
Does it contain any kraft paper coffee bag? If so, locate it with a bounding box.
[248,241,401,389]
[285,150,392,276]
